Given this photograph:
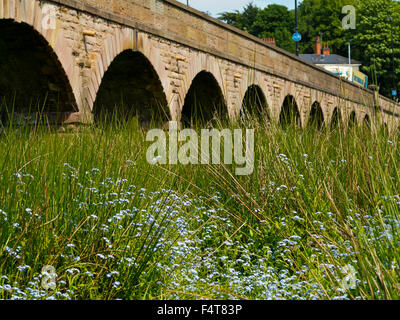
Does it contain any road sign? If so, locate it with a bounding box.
[292,32,302,42]
[352,70,368,88]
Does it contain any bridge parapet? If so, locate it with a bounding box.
[58,1,378,98]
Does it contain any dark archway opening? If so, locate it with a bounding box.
[363,114,371,129]
[348,111,357,129]
[279,95,301,127]
[307,102,325,129]
[0,20,77,125]
[331,108,343,129]
[241,85,269,122]
[181,71,226,127]
[93,50,169,126]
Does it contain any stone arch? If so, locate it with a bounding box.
[179,54,227,119]
[330,107,343,129]
[281,82,310,126]
[181,71,227,127]
[306,91,331,126]
[89,31,170,121]
[241,84,270,121]
[93,50,169,125]
[363,114,371,129]
[348,110,357,128]
[307,101,325,129]
[279,95,301,127]
[236,69,270,113]
[382,109,399,134]
[0,1,78,121]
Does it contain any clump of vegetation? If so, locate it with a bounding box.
[0,111,399,300]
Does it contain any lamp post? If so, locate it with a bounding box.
[295,0,299,56]
[388,17,396,100]
[348,40,353,81]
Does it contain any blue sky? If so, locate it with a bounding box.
[176,0,297,17]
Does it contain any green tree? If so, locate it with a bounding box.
[218,0,355,54]
[218,0,400,98]
[218,3,260,33]
[219,3,295,52]
[298,0,356,55]
[352,0,400,97]
[251,4,295,52]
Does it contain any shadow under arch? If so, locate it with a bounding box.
[0,20,77,123]
[330,107,343,129]
[93,50,169,126]
[307,101,325,129]
[363,114,371,129]
[181,71,227,127]
[240,84,269,122]
[348,111,357,129]
[279,95,301,127]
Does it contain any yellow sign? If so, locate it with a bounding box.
[352,70,368,88]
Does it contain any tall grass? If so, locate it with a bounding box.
[0,108,399,300]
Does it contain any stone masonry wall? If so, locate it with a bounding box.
[0,0,399,129]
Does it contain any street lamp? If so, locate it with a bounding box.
[295,0,299,56]
[348,40,353,81]
[388,16,396,100]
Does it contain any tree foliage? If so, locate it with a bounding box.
[352,0,400,97]
[218,0,400,99]
[297,0,356,55]
[218,3,295,52]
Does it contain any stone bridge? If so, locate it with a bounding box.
[1,0,399,129]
